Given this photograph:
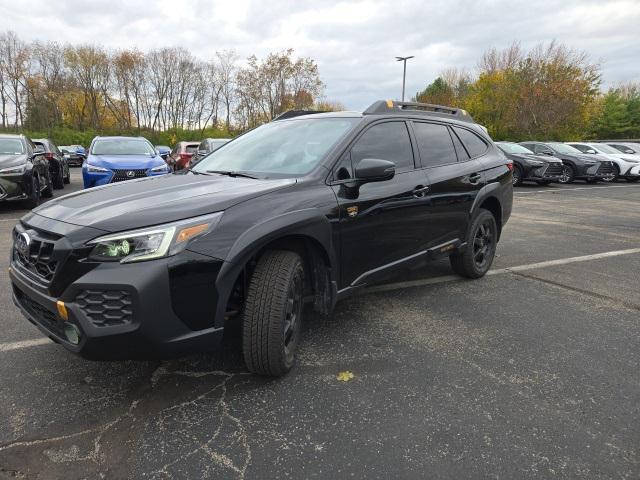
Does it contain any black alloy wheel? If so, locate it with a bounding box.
[512,165,523,186]
[450,208,498,279]
[26,176,40,209]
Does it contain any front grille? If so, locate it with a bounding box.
[596,162,615,176]
[13,229,59,284]
[544,163,563,177]
[14,287,64,337]
[75,290,133,327]
[110,169,148,183]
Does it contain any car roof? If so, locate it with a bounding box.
[0,133,25,139]
[94,136,148,141]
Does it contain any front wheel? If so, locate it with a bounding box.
[63,163,71,184]
[450,209,498,279]
[243,250,305,376]
[52,163,64,189]
[558,164,575,184]
[41,170,53,198]
[25,176,40,209]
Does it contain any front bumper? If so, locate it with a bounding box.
[575,161,616,180]
[82,167,169,188]
[622,164,640,178]
[10,248,226,359]
[524,163,563,182]
[0,174,31,202]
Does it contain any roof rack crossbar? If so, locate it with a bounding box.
[363,100,474,123]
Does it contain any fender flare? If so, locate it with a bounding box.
[213,209,337,328]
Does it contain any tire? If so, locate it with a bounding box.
[242,250,305,376]
[63,163,71,184]
[41,170,53,198]
[52,163,64,189]
[25,176,40,209]
[450,209,498,279]
[512,165,523,186]
[601,164,619,183]
[558,164,575,184]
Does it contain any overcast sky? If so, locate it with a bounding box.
[1,0,639,110]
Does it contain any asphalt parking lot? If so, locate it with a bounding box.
[0,171,639,479]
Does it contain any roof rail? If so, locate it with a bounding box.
[363,100,474,123]
[273,110,327,121]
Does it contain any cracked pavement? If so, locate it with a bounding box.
[0,172,639,479]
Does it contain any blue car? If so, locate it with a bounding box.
[82,136,170,188]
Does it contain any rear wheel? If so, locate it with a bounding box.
[558,164,575,184]
[450,209,497,279]
[242,250,305,377]
[512,165,523,186]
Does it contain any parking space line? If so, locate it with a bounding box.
[365,247,640,294]
[0,337,51,352]
[515,184,640,195]
[2,248,640,354]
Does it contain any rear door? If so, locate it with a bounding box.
[412,121,489,244]
[331,120,431,288]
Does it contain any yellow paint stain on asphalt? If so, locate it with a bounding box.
[337,371,355,382]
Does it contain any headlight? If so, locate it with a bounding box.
[87,164,109,173]
[0,164,27,175]
[151,164,169,173]
[87,212,223,263]
[528,160,544,166]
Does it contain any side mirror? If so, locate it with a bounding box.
[198,149,207,157]
[354,158,395,183]
[541,150,553,156]
[586,149,596,154]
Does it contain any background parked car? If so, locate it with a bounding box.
[519,141,615,184]
[605,142,640,156]
[59,145,86,167]
[0,134,53,207]
[32,138,70,189]
[192,138,231,166]
[567,142,640,182]
[169,141,199,170]
[155,145,171,163]
[82,136,170,188]
[495,142,563,186]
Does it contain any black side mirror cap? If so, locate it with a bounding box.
[354,158,395,183]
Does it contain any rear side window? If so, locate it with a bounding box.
[351,122,414,172]
[186,145,198,154]
[412,122,458,167]
[453,127,488,158]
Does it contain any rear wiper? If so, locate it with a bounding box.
[206,170,259,179]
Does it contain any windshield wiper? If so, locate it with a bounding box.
[182,166,213,176]
[206,170,259,179]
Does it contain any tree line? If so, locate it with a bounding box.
[414,42,640,141]
[0,31,339,145]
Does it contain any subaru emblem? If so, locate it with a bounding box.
[15,232,31,256]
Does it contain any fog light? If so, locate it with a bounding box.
[64,323,81,345]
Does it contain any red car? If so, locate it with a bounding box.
[169,141,200,170]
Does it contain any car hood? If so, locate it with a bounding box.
[32,173,297,232]
[87,154,165,170]
[0,154,28,169]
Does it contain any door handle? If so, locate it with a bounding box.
[469,173,482,185]
[413,185,430,198]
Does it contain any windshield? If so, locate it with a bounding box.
[92,139,155,156]
[549,143,581,154]
[497,143,533,154]
[193,117,359,177]
[0,139,25,154]
[592,144,618,154]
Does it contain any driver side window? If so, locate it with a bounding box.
[350,122,415,174]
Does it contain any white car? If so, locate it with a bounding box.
[605,142,640,156]
[566,142,640,182]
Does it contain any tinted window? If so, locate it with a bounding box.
[0,138,24,154]
[453,127,487,158]
[570,144,589,153]
[412,122,458,167]
[351,122,414,172]
[198,141,207,151]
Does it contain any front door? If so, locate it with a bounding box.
[331,120,431,288]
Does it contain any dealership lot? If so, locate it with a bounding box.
[0,172,639,479]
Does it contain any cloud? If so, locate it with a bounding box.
[1,0,638,109]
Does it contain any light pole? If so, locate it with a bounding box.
[395,56,414,102]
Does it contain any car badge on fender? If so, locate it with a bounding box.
[346,206,358,218]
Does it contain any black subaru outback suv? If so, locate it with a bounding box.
[10,101,513,376]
